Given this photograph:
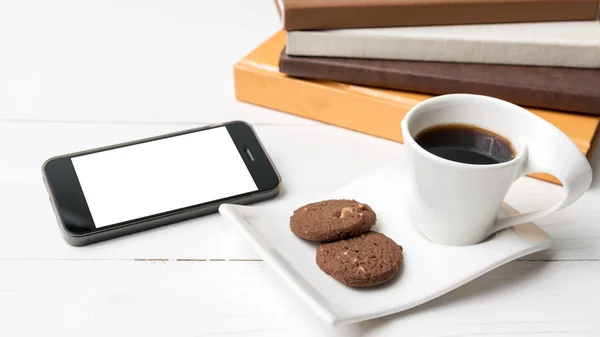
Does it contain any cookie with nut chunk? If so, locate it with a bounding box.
[316,231,403,287]
[290,199,376,242]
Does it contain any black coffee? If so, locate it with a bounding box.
[414,124,516,165]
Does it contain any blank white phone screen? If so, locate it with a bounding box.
[71,127,258,228]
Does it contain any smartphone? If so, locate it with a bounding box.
[42,121,280,246]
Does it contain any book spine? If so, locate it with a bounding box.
[283,0,599,30]
[286,31,600,69]
[235,59,598,185]
[279,57,600,115]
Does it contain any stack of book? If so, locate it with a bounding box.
[234,0,600,184]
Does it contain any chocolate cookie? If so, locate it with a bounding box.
[290,199,376,242]
[316,231,403,287]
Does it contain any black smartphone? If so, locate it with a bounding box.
[42,121,280,246]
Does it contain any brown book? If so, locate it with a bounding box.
[275,0,600,30]
[279,51,600,115]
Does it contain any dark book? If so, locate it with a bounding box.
[274,0,600,31]
[279,50,600,115]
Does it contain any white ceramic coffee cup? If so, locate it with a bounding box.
[401,94,593,246]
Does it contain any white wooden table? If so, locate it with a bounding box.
[1,1,599,336]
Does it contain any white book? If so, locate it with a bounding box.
[286,20,600,68]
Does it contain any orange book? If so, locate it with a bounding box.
[234,31,600,185]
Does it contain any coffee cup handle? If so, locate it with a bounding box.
[489,124,593,235]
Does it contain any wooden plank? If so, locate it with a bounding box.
[0,0,313,125]
[0,122,599,260]
[0,260,598,336]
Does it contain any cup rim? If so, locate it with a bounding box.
[401,94,526,170]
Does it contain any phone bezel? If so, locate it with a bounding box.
[42,121,280,240]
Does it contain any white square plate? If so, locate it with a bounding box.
[219,161,551,327]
